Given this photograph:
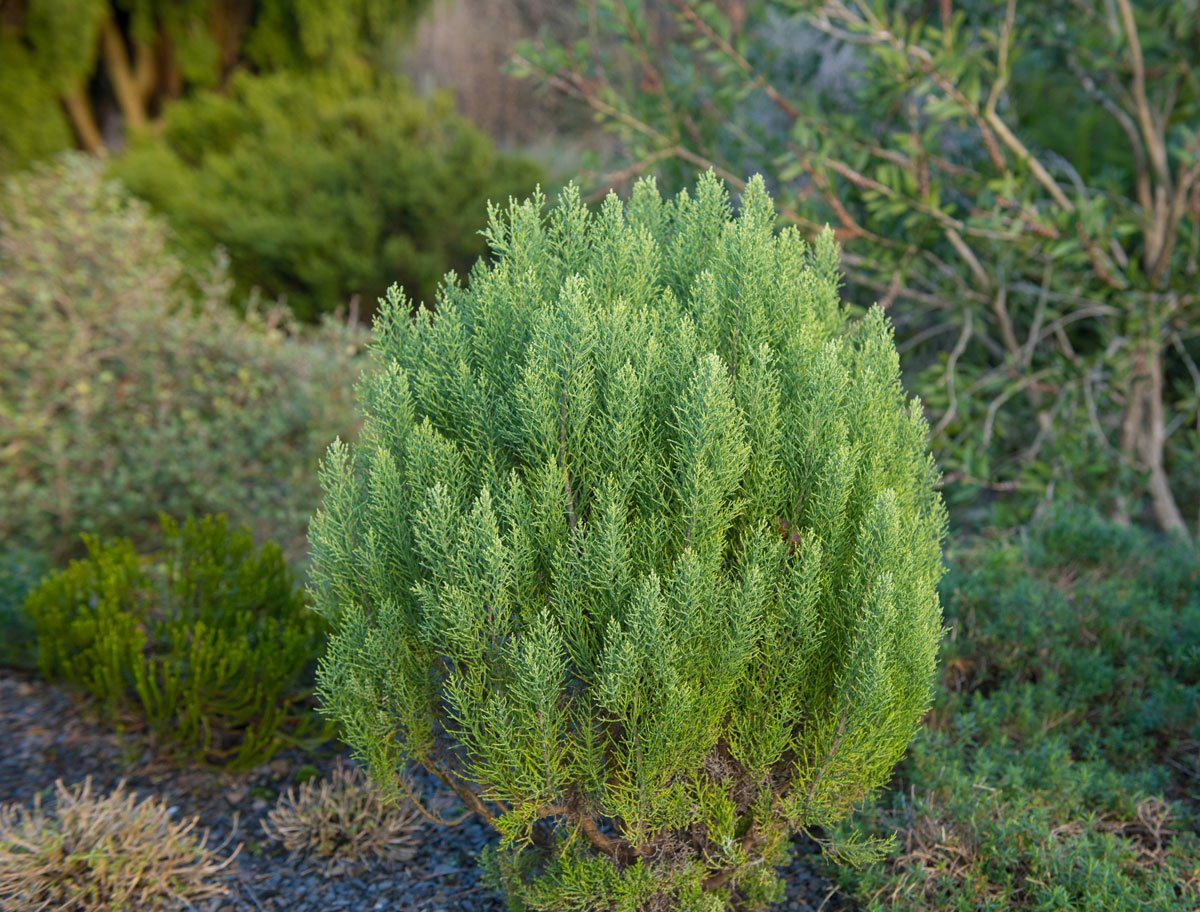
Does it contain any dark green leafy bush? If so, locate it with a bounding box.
[310,174,947,910]
[0,548,51,669]
[0,154,363,561]
[112,72,544,320]
[831,506,1200,910]
[27,515,329,769]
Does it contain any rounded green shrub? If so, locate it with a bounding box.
[309,174,946,910]
[111,72,544,320]
[0,154,363,562]
[27,514,329,769]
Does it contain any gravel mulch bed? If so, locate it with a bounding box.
[0,672,852,912]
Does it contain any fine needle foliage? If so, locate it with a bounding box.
[309,173,947,911]
[260,760,423,874]
[0,777,237,912]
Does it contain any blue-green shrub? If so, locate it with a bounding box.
[831,506,1200,911]
[0,548,51,669]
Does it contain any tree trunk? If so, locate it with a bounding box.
[100,16,148,130]
[161,34,184,99]
[212,0,254,84]
[62,89,105,153]
[134,35,157,105]
[1121,344,1189,537]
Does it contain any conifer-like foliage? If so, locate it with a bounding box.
[310,174,947,910]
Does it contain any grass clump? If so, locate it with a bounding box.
[261,760,423,874]
[26,514,329,769]
[0,778,236,912]
[830,505,1200,911]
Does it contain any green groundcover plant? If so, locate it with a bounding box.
[830,505,1200,911]
[27,515,330,769]
[310,174,947,910]
[0,548,50,669]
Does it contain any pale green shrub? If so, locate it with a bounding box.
[310,174,947,910]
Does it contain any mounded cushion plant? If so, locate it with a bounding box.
[0,154,362,563]
[310,174,947,911]
[260,760,423,874]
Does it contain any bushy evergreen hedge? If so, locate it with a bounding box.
[112,73,544,320]
[310,174,946,910]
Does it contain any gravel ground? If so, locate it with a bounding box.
[0,672,853,912]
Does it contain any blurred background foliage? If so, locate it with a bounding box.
[0,0,570,564]
[516,0,1200,538]
[0,0,432,167]
[0,154,364,563]
[110,72,542,319]
[0,0,551,319]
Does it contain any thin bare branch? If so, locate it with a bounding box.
[670,0,800,122]
[932,309,974,437]
[1115,0,1170,188]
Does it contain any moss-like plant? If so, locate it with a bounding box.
[27,515,329,769]
[309,174,947,910]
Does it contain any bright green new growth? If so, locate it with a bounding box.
[310,174,946,910]
[28,515,329,769]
